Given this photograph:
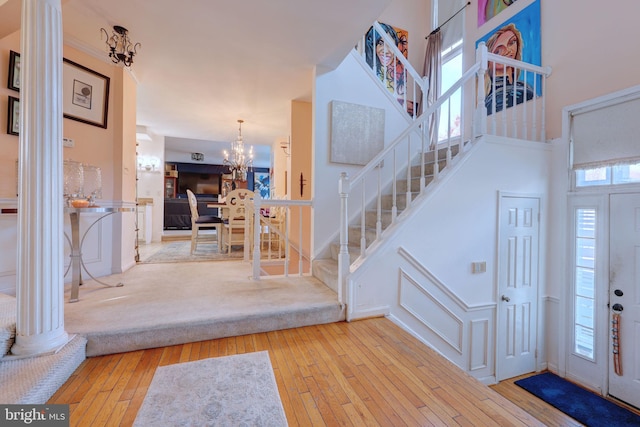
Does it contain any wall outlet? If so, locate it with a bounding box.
[63,137,74,148]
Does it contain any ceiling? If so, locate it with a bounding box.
[1,0,390,167]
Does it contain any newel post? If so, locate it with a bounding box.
[251,194,262,279]
[338,172,350,307]
[474,42,488,138]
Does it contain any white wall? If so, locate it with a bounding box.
[137,133,166,243]
[348,137,552,381]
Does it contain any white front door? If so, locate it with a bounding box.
[609,193,640,408]
[496,195,540,381]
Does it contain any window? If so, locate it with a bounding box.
[575,162,640,187]
[438,40,462,141]
[573,208,596,360]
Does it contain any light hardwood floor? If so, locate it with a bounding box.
[50,317,577,426]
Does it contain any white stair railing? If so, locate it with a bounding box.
[339,42,553,296]
[248,197,313,280]
[355,21,427,120]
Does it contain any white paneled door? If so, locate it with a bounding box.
[497,195,540,381]
[609,193,640,408]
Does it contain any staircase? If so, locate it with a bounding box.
[0,293,86,404]
[312,26,551,308]
[313,144,461,293]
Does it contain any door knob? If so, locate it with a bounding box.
[614,289,623,297]
[612,303,624,312]
[501,295,510,302]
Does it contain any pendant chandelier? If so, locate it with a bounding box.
[100,25,141,67]
[223,119,254,181]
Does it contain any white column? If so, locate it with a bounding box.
[11,0,69,356]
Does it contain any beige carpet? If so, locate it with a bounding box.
[140,240,245,263]
[134,351,287,426]
[64,260,344,356]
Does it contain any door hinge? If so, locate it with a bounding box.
[535,349,538,359]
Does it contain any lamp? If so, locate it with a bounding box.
[223,119,254,182]
[100,25,141,67]
[280,137,291,157]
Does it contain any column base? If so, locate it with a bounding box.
[10,330,71,358]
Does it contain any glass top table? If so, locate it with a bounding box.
[64,206,134,302]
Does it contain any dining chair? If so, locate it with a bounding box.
[221,189,254,254]
[187,189,223,254]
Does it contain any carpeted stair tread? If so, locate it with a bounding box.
[312,259,339,293]
[84,303,344,357]
[0,335,86,404]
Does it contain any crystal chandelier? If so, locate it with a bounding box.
[223,119,254,181]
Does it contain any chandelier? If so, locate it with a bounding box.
[223,119,254,181]
[100,25,141,67]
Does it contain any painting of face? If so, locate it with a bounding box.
[476,0,541,114]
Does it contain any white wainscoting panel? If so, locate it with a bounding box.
[389,247,497,383]
[399,270,463,354]
[0,212,18,295]
[470,318,490,371]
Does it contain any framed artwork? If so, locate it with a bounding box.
[62,58,110,128]
[7,96,19,136]
[330,100,384,165]
[476,0,541,115]
[364,22,408,103]
[478,0,520,27]
[7,51,20,91]
[254,172,270,199]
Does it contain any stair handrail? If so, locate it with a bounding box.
[368,21,426,94]
[351,63,482,187]
[358,21,427,117]
[338,41,554,299]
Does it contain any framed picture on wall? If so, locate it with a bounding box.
[254,172,270,199]
[7,51,20,92]
[62,58,110,128]
[7,96,19,136]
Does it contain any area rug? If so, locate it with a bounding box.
[134,351,287,426]
[515,372,640,427]
[141,240,244,264]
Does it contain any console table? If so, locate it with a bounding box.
[64,206,134,302]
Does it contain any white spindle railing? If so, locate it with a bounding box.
[248,197,313,281]
[339,42,552,294]
[356,21,427,120]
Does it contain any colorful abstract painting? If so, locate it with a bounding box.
[476,0,541,114]
[364,22,408,103]
[254,172,270,199]
[478,0,520,27]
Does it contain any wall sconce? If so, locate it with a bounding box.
[280,137,291,157]
[100,25,141,67]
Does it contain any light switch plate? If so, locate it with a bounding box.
[472,261,486,274]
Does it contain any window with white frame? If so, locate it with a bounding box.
[434,0,465,142]
[573,208,596,360]
[438,41,462,141]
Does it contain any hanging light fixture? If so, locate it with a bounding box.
[100,25,141,67]
[223,119,254,182]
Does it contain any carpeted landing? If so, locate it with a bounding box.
[64,259,344,357]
